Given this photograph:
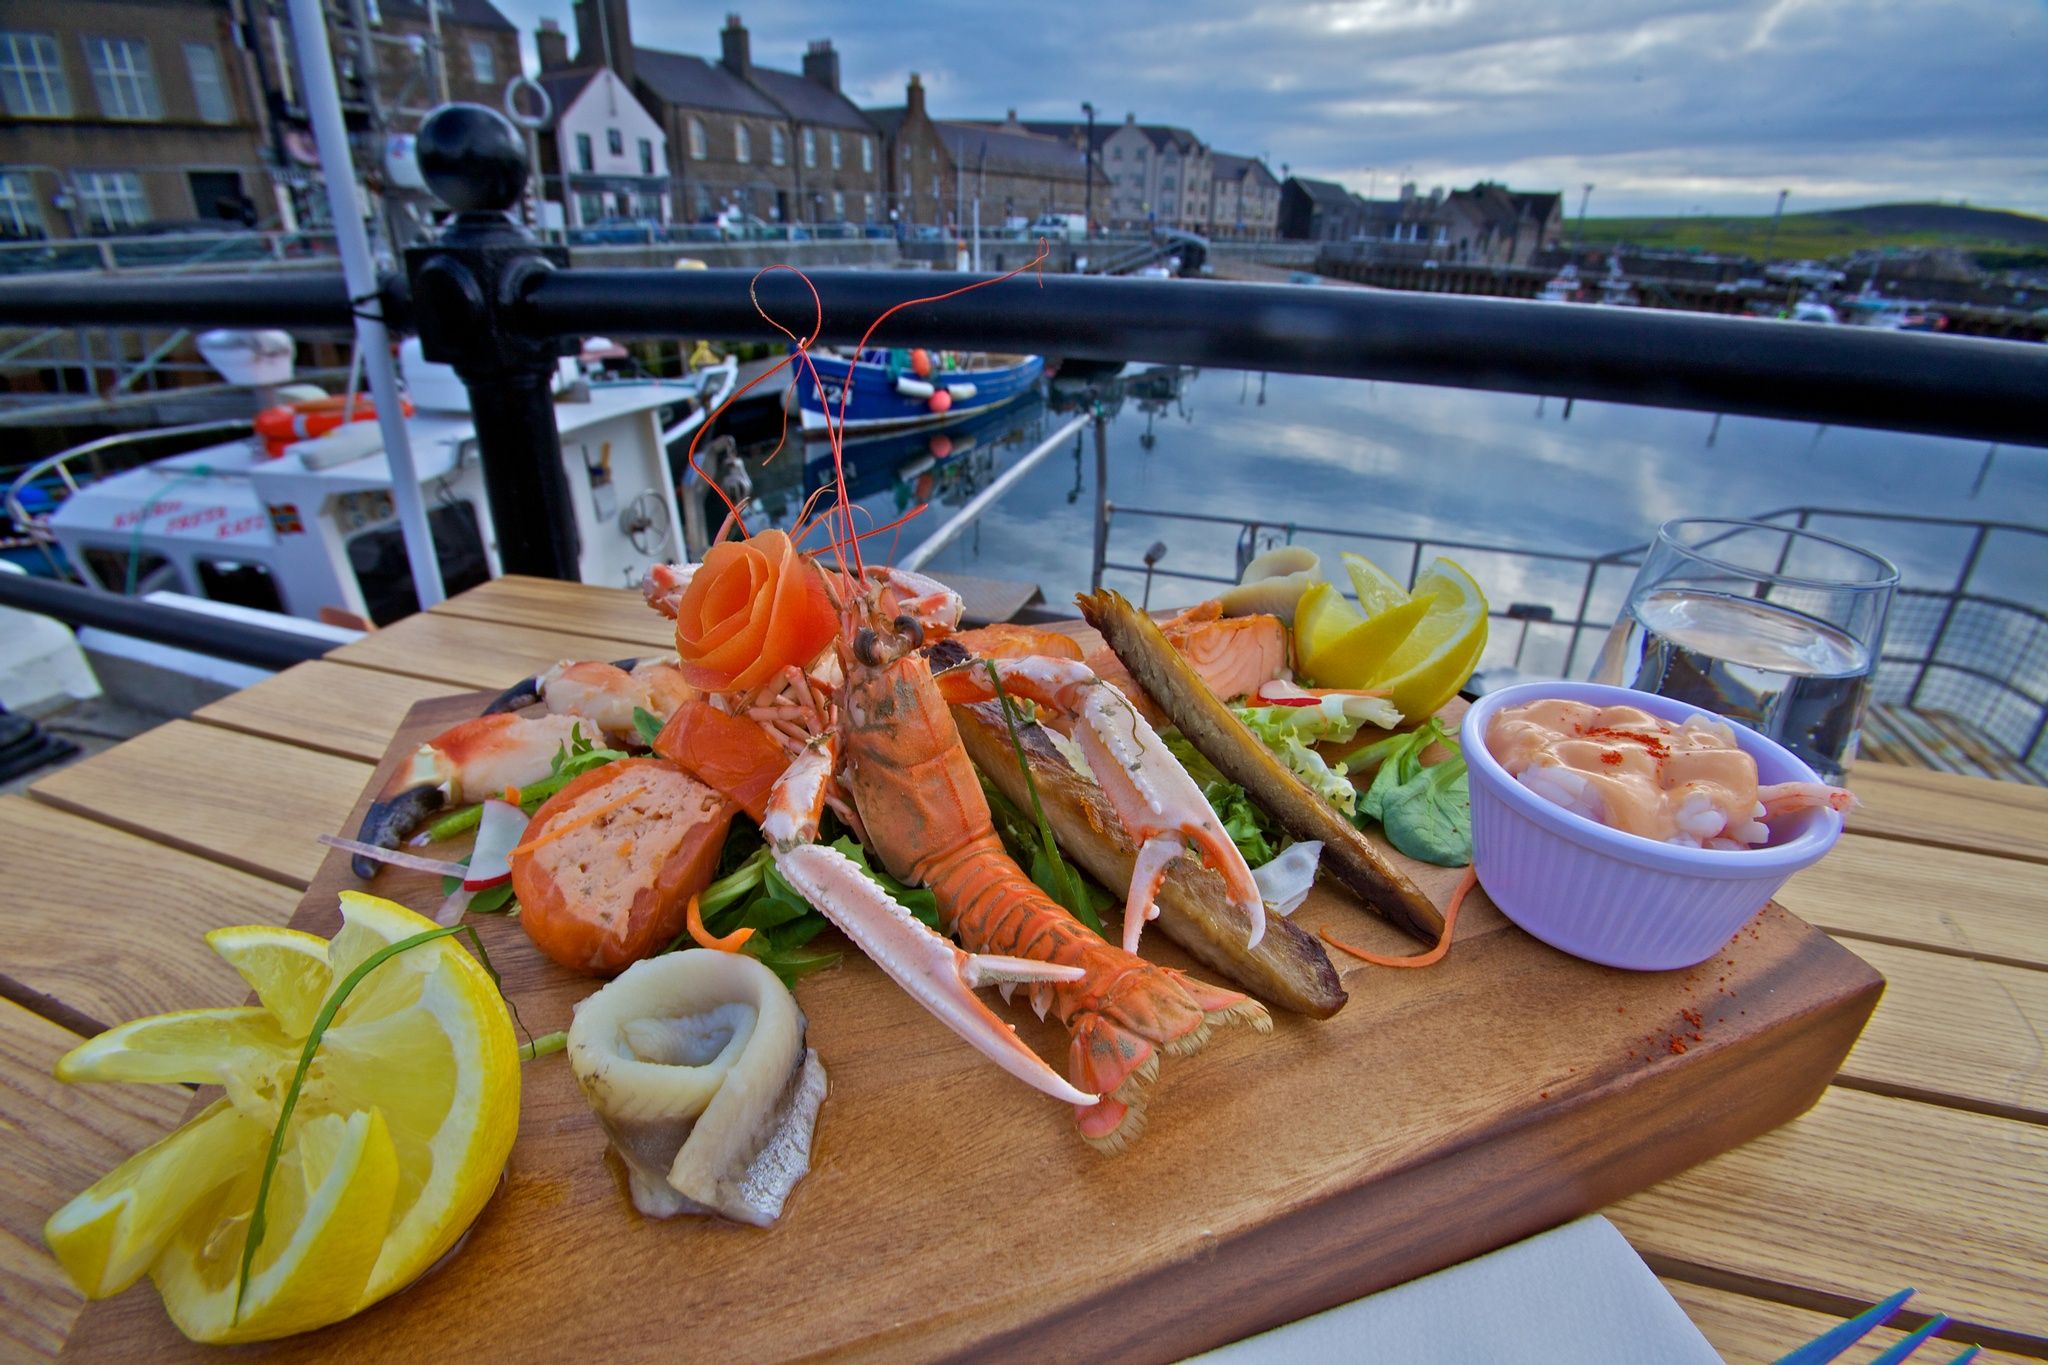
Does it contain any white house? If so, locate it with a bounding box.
[537,66,671,227]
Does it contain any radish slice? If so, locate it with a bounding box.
[318,834,468,880]
[1252,840,1323,916]
[463,798,527,891]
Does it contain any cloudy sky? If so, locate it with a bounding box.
[497,0,2048,217]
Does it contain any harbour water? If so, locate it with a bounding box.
[743,364,2045,622]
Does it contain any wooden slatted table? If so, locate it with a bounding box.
[3,576,2042,1362]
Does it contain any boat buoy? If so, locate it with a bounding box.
[895,376,936,399]
[928,433,953,458]
[945,382,977,401]
[928,388,953,414]
[910,348,932,378]
[253,395,414,457]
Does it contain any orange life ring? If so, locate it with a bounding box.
[255,395,415,456]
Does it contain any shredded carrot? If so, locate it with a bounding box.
[1320,866,1477,969]
[503,784,521,805]
[686,893,754,952]
[508,786,647,858]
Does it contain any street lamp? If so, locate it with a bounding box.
[1081,100,1096,238]
[1575,182,1595,251]
[1766,187,1789,260]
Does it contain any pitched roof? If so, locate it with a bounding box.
[1016,119,1113,151]
[863,106,908,139]
[1349,195,1403,224]
[1140,124,1202,154]
[632,48,783,117]
[380,0,515,32]
[1509,190,1562,222]
[934,121,1089,178]
[748,64,873,131]
[1212,152,1277,186]
[1288,176,1354,209]
[535,68,600,128]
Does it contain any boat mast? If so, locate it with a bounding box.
[284,0,447,609]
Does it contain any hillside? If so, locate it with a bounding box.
[1579,202,2048,264]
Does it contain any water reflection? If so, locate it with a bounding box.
[726,366,2044,622]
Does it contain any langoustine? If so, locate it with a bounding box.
[568,950,827,1225]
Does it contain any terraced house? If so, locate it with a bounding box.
[562,3,877,225]
[0,0,270,238]
[868,95,1104,232]
[1209,152,1279,239]
[1091,115,1211,231]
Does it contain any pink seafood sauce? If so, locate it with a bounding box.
[1486,699,1770,848]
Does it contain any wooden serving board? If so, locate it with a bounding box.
[68,686,1884,1363]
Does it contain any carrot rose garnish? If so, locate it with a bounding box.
[673,529,837,692]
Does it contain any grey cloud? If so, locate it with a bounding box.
[498,0,2048,214]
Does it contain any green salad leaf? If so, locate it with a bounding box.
[632,706,666,747]
[1353,718,1471,867]
[1232,703,1382,818]
[418,731,630,844]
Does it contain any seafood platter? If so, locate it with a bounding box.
[50,273,1883,1362]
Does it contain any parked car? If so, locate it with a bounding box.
[1028,213,1089,241]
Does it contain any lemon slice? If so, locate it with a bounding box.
[44,893,519,1344]
[1364,558,1490,720]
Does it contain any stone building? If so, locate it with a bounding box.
[558,4,879,225]
[1077,115,1211,230]
[943,111,1100,227]
[533,62,669,227]
[1210,152,1279,239]
[0,0,272,238]
[863,74,950,229]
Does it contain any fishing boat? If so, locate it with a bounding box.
[9,346,737,627]
[1536,263,1582,303]
[796,347,1045,434]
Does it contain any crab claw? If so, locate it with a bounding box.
[773,842,1098,1107]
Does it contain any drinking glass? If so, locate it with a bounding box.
[1590,518,1897,780]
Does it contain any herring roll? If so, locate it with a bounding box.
[567,950,827,1225]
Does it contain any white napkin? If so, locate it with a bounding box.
[1185,1215,1722,1365]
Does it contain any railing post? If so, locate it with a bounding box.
[1909,524,1988,709]
[406,104,581,580]
[1090,408,1109,590]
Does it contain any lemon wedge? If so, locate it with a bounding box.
[44,893,519,1344]
[1364,558,1490,720]
[1296,583,1433,690]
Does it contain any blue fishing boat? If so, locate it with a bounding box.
[797,347,1044,434]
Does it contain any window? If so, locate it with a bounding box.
[86,37,161,120]
[75,170,149,232]
[0,172,43,238]
[830,131,841,169]
[686,119,706,160]
[862,191,873,221]
[831,190,843,219]
[800,128,815,167]
[0,32,69,117]
[638,138,654,175]
[735,123,750,163]
[770,126,786,166]
[467,39,494,85]
[900,170,910,195]
[636,192,664,219]
[860,137,872,172]
[692,183,711,217]
[929,175,939,198]
[575,133,593,172]
[182,43,231,122]
[607,128,622,157]
[928,145,936,163]
[576,191,602,223]
[1111,146,1121,161]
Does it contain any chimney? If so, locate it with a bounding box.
[535,18,569,72]
[906,72,925,119]
[572,0,634,85]
[721,14,751,79]
[1124,112,1135,125]
[1005,107,1017,124]
[802,39,839,93]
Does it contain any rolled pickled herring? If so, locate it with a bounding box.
[567,950,827,1226]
